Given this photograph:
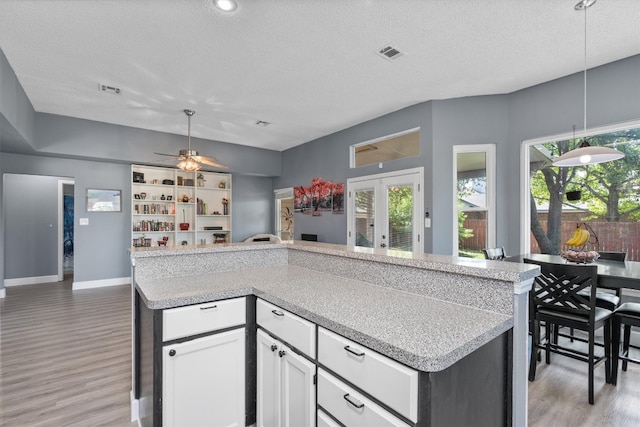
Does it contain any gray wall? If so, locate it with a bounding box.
[276,55,640,255]
[431,95,510,254]
[2,154,131,283]
[4,174,60,279]
[232,175,274,241]
[274,102,434,248]
[2,43,639,289]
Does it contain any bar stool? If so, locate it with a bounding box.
[612,302,640,385]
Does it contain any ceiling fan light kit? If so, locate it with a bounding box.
[552,0,625,168]
[154,109,228,171]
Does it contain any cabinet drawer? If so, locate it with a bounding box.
[163,297,246,341]
[317,409,341,427]
[318,369,411,427]
[256,299,316,358]
[318,327,418,422]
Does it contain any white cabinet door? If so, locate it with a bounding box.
[257,329,282,427]
[257,329,316,427]
[281,342,316,427]
[163,328,245,427]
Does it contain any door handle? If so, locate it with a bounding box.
[380,243,387,248]
[278,350,287,358]
[272,309,285,317]
[270,344,278,352]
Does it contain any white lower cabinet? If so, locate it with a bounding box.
[318,368,411,427]
[257,328,316,427]
[163,328,245,427]
[317,409,341,427]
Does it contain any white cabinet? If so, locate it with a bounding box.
[256,299,316,358]
[163,298,246,341]
[131,165,231,247]
[163,328,245,427]
[318,327,418,422]
[257,329,316,427]
[318,368,410,427]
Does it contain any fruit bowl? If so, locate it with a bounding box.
[561,250,600,264]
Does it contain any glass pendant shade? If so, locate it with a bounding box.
[552,139,625,167]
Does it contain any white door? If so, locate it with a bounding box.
[281,343,316,427]
[257,329,282,427]
[163,328,245,427]
[347,168,423,253]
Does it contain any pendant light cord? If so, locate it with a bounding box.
[583,5,588,133]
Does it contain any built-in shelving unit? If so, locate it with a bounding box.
[131,165,231,247]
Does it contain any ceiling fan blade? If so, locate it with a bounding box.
[197,156,228,169]
[153,152,180,158]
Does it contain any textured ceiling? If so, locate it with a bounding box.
[0,0,639,152]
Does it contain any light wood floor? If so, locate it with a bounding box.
[0,276,135,427]
[2,278,640,426]
[528,333,640,427]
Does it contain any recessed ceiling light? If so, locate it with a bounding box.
[213,0,237,12]
[255,120,270,127]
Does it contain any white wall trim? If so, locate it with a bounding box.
[0,288,6,298]
[4,275,59,287]
[72,276,130,290]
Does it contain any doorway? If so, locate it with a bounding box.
[60,181,74,280]
[274,188,294,241]
[347,168,423,253]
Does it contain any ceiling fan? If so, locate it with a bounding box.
[154,109,227,171]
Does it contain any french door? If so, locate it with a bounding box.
[347,168,423,253]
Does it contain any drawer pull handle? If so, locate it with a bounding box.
[200,305,218,310]
[272,309,285,317]
[343,393,364,409]
[344,345,365,357]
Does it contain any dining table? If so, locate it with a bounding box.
[505,253,640,291]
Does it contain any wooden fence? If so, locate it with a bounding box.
[460,217,640,261]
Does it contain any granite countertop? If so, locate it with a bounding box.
[130,240,539,284]
[136,264,512,372]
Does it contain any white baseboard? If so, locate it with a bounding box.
[0,288,5,298]
[72,276,130,290]
[131,390,140,423]
[4,275,59,287]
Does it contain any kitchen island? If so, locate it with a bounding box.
[130,241,538,427]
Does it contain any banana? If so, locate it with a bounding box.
[565,227,590,247]
[576,229,590,246]
[565,227,581,246]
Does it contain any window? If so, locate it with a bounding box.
[453,145,496,258]
[522,122,640,260]
[351,129,420,168]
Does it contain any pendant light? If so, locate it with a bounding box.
[552,0,625,167]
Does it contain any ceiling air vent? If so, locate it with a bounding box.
[377,45,403,61]
[99,84,121,94]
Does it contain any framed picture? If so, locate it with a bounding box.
[87,188,122,212]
